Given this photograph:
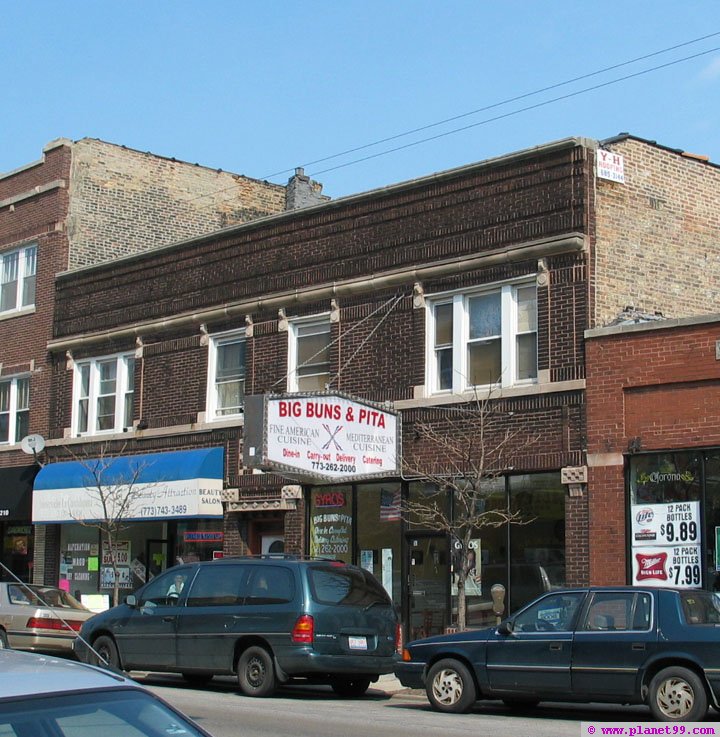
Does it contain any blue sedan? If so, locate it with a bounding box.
[395,586,720,721]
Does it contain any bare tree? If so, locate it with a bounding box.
[65,443,153,607]
[402,390,535,631]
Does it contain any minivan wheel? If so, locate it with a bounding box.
[648,666,708,721]
[0,629,8,649]
[331,677,372,697]
[237,646,276,697]
[426,658,476,713]
[92,635,120,670]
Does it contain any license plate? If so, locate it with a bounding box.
[348,636,367,650]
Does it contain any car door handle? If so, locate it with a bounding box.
[549,643,563,651]
[162,616,177,622]
[632,643,646,651]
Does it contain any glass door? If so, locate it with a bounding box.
[406,534,448,640]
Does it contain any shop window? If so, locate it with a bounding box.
[207,330,246,419]
[309,487,352,559]
[73,353,135,436]
[0,243,36,315]
[426,281,537,394]
[288,316,331,392]
[630,452,702,504]
[0,376,30,444]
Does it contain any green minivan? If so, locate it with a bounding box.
[74,557,400,697]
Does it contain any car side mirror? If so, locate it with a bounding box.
[497,620,513,636]
[125,594,137,608]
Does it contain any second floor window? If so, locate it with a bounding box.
[0,376,30,444]
[1,244,37,314]
[207,332,246,419]
[73,354,135,435]
[428,282,537,393]
[288,317,331,392]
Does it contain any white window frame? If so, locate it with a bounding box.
[206,329,246,421]
[0,243,37,315]
[0,375,30,445]
[287,314,331,392]
[72,353,135,436]
[425,280,537,395]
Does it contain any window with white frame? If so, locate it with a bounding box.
[427,282,537,393]
[0,376,30,444]
[73,354,135,435]
[207,331,246,419]
[0,244,37,314]
[288,317,331,392]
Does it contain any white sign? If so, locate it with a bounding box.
[265,395,399,480]
[32,478,223,522]
[102,540,130,566]
[597,150,625,183]
[632,544,702,588]
[631,501,702,589]
[631,501,700,547]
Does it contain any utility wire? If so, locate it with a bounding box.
[263,30,720,179]
[309,44,720,177]
[179,32,720,205]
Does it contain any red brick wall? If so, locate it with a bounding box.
[586,318,720,584]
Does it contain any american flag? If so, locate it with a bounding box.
[380,487,401,522]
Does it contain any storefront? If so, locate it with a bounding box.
[31,448,225,602]
[0,464,39,582]
[628,450,720,590]
[307,471,567,638]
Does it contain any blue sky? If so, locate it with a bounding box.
[2,1,719,198]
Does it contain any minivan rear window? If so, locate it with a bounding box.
[308,566,391,607]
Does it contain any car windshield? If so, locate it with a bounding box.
[0,688,208,737]
[308,565,391,607]
[7,584,87,611]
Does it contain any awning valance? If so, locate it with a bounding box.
[32,448,224,523]
[0,465,39,521]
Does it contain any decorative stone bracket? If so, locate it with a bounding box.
[561,465,587,497]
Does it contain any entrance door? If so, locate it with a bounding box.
[261,535,284,555]
[145,539,170,582]
[406,535,448,640]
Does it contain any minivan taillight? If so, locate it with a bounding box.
[292,614,314,644]
[395,623,403,654]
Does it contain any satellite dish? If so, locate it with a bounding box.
[21,434,46,455]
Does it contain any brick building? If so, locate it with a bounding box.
[31,133,720,634]
[0,137,302,583]
[586,314,720,590]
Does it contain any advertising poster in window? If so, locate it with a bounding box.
[631,501,701,588]
[310,489,351,560]
[451,539,482,596]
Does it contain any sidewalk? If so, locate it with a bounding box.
[372,673,424,698]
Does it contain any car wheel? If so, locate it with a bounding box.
[0,629,8,649]
[426,658,477,713]
[649,666,708,721]
[92,635,121,670]
[503,698,540,709]
[331,678,372,697]
[182,672,214,687]
[237,646,276,697]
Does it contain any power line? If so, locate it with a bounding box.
[180,32,720,206]
[308,44,720,178]
[263,30,720,179]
